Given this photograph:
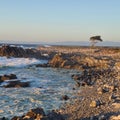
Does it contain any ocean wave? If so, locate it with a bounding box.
[0,57,47,68]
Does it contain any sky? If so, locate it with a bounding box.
[0,0,120,43]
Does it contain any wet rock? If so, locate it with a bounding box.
[114,61,120,71]
[61,95,69,101]
[11,116,22,120]
[11,108,48,120]
[98,115,106,120]
[0,117,8,120]
[24,107,46,119]
[71,74,81,81]
[0,74,17,81]
[36,63,50,67]
[4,81,30,88]
[0,44,43,59]
[47,110,65,120]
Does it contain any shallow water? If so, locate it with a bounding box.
[0,57,79,118]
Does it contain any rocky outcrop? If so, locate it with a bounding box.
[0,74,17,82]
[49,53,110,70]
[0,74,30,88]
[11,107,64,120]
[0,45,45,59]
[11,107,46,120]
[4,80,30,88]
[49,54,81,69]
[72,68,118,87]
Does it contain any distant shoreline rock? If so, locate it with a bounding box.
[0,44,48,59]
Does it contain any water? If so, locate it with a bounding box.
[0,56,79,118]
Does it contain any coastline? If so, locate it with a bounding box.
[0,45,120,120]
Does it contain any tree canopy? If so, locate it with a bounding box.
[90,36,103,47]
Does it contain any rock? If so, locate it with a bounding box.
[109,115,120,120]
[112,103,120,109]
[90,100,102,108]
[49,54,78,69]
[0,44,43,59]
[25,107,46,119]
[0,76,3,83]
[61,95,69,101]
[0,74,17,81]
[98,115,106,120]
[47,110,65,120]
[103,84,114,92]
[0,117,8,120]
[71,74,81,81]
[4,81,30,88]
[36,63,50,67]
[97,87,103,94]
[114,61,120,71]
[90,101,97,108]
[109,94,118,101]
[102,87,109,93]
[11,116,21,120]
[11,108,47,120]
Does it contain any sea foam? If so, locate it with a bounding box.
[0,57,47,68]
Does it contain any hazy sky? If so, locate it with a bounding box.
[0,0,120,43]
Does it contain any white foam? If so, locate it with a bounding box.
[0,57,47,68]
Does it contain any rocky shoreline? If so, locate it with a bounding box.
[0,45,120,120]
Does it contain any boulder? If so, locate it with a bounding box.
[4,81,30,88]
[61,95,69,101]
[36,63,50,67]
[0,44,43,59]
[110,115,120,120]
[47,110,65,120]
[24,107,46,120]
[1,74,17,81]
[0,117,8,120]
[0,74,17,83]
[49,54,78,69]
[90,100,102,108]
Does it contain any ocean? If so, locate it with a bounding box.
[0,44,79,119]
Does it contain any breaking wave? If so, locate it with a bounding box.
[0,57,47,68]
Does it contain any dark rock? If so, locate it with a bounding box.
[11,116,22,120]
[25,107,46,119]
[98,115,107,120]
[102,87,109,93]
[0,117,8,120]
[71,74,81,81]
[0,44,44,59]
[47,110,65,120]
[4,81,30,88]
[61,95,69,101]
[1,74,17,81]
[36,63,50,68]
[0,76,3,83]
